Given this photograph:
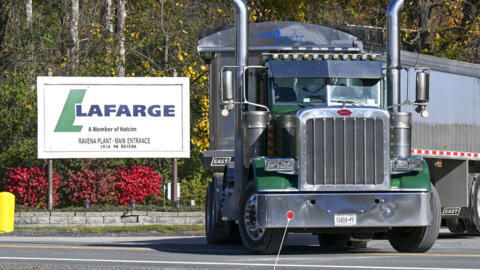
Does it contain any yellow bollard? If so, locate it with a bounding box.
[0,192,15,233]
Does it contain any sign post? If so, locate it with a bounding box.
[47,68,53,210]
[172,69,179,207]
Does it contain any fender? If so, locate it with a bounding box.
[250,157,298,191]
[391,158,432,190]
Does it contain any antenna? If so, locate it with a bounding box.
[273,210,295,270]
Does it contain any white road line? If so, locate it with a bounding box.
[0,257,478,270]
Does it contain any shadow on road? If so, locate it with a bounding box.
[438,232,480,239]
[84,233,394,256]
[82,230,480,256]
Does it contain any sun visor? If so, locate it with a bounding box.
[267,60,383,78]
[198,21,362,53]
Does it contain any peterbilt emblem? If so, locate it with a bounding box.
[337,109,352,116]
[210,157,231,167]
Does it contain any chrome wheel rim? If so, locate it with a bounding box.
[476,185,480,218]
[244,194,265,240]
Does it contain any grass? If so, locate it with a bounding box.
[15,224,205,234]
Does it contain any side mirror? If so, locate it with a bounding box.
[415,71,429,104]
[222,70,233,117]
[415,71,429,117]
[222,70,234,111]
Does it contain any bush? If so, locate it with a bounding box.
[3,165,165,208]
[4,167,60,208]
[62,168,116,206]
[114,165,164,206]
[180,171,210,207]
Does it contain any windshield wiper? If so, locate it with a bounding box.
[330,100,363,106]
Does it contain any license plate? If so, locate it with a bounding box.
[334,214,357,226]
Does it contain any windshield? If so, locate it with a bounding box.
[272,77,381,107]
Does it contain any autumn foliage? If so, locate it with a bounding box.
[114,165,163,206]
[4,167,61,208]
[3,165,163,208]
[63,168,116,205]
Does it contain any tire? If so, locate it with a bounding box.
[205,182,227,244]
[387,185,441,253]
[238,181,284,254]
[446,218,466,233]
[464,174,480,234]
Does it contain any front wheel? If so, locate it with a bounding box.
[387,185,441,253]
[238,181,284,254]
[205,182,227,244]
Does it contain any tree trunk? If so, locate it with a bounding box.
[105,0,114,58]
[69,0,79,71]
[414,0,433,52]
[115,0,126,77]
[0,0,12,54]
[105,0,114,35]
[26,0,32,25]
[160,0,168,64]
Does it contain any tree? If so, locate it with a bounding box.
[0,0,12,55]
[26,0,32,25]
[115,0,126,76]
[69,0,79,71]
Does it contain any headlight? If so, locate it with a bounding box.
[391,157,423,174]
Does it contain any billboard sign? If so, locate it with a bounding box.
[37,77,190,158]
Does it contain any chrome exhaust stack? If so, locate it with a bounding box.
[232,0,248,186]
[387,0,404,113]
[387,0,411,158]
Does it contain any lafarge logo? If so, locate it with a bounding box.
[55,89,176,132]
[55,89,86,132]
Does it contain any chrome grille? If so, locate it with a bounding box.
[298,108,390,191]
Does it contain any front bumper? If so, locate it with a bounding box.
[256,192,431,228]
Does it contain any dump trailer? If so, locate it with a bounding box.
[338,25,480,234]
[199,0,442,254]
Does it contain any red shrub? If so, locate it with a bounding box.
[114,165,163,206]
[63,168,116,205]
[4,167,60,208]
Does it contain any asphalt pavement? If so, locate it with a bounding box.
[0,230,479,269]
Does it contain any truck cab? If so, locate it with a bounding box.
[199,17,439,254]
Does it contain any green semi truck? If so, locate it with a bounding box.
[198,0,441,254]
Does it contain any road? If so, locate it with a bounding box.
[0,231,479,269]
